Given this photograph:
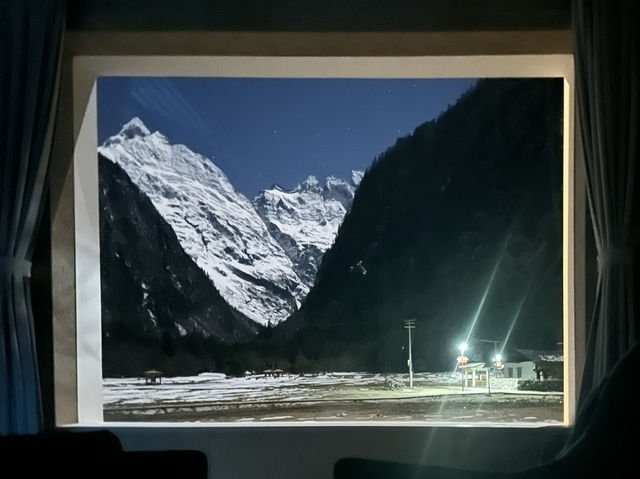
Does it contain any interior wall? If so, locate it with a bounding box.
[91,425,570,479]
[66,0,570,32]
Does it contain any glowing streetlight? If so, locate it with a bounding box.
[456,343,469,391]
[492,354,504,375]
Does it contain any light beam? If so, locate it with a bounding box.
[500,294,527,355]
[464,234,511,344]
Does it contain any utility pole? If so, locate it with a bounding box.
[403,320,416,390]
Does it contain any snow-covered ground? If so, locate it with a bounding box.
[104,371,460,406]
[103,372,563,424]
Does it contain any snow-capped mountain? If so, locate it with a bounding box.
[99,118,308,326]
[253,172,362,287]
[99,155,259,352]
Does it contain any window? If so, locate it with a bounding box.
[69,54,580,427]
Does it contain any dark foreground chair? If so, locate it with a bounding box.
[335,344,639,478]
[0,429,208,479]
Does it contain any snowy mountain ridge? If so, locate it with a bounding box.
[99,117,360,326]
[99,118,308,326]
[254,171,362,287]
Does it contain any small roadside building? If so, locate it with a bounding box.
[143,369,163,385]
[516,349,564,380]
[460,362,490,387]
[501,361,536,380]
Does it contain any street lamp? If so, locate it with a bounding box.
[457,343,469,391]
[492,354,504,375]
[490,354,505,395]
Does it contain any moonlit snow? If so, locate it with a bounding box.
[103,372,563,424]
[103,372,442,406]
[99,118,361,326]
[254,173,361,287]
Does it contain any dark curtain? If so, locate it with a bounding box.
[0,0,64,435]
[573,0,639,404]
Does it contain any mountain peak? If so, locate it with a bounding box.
[99,121,308,327]
[303,175,319,186]
[254,170,361,288]
[297,175,321,192]
[351,170,364,186]
[119,117,151,139]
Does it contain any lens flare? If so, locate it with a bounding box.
[500,294,527,355]
[464,234,510,344]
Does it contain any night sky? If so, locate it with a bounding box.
[97,77,475,197]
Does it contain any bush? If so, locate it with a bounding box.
[383,376,405,391]
[518,379,563,392]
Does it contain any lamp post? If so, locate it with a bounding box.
[457,343,468,391]
[491,354,503,394]
[493,354,503,371]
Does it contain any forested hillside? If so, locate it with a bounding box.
[271,79,563,372]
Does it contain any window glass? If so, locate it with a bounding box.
[98,77,564,424]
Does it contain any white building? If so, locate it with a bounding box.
[502,361,536,380]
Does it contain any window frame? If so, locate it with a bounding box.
[64,53,580,426]
[50,32,584,437]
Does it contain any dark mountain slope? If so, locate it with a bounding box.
[274,79,563,372]
[99,154,259,376]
